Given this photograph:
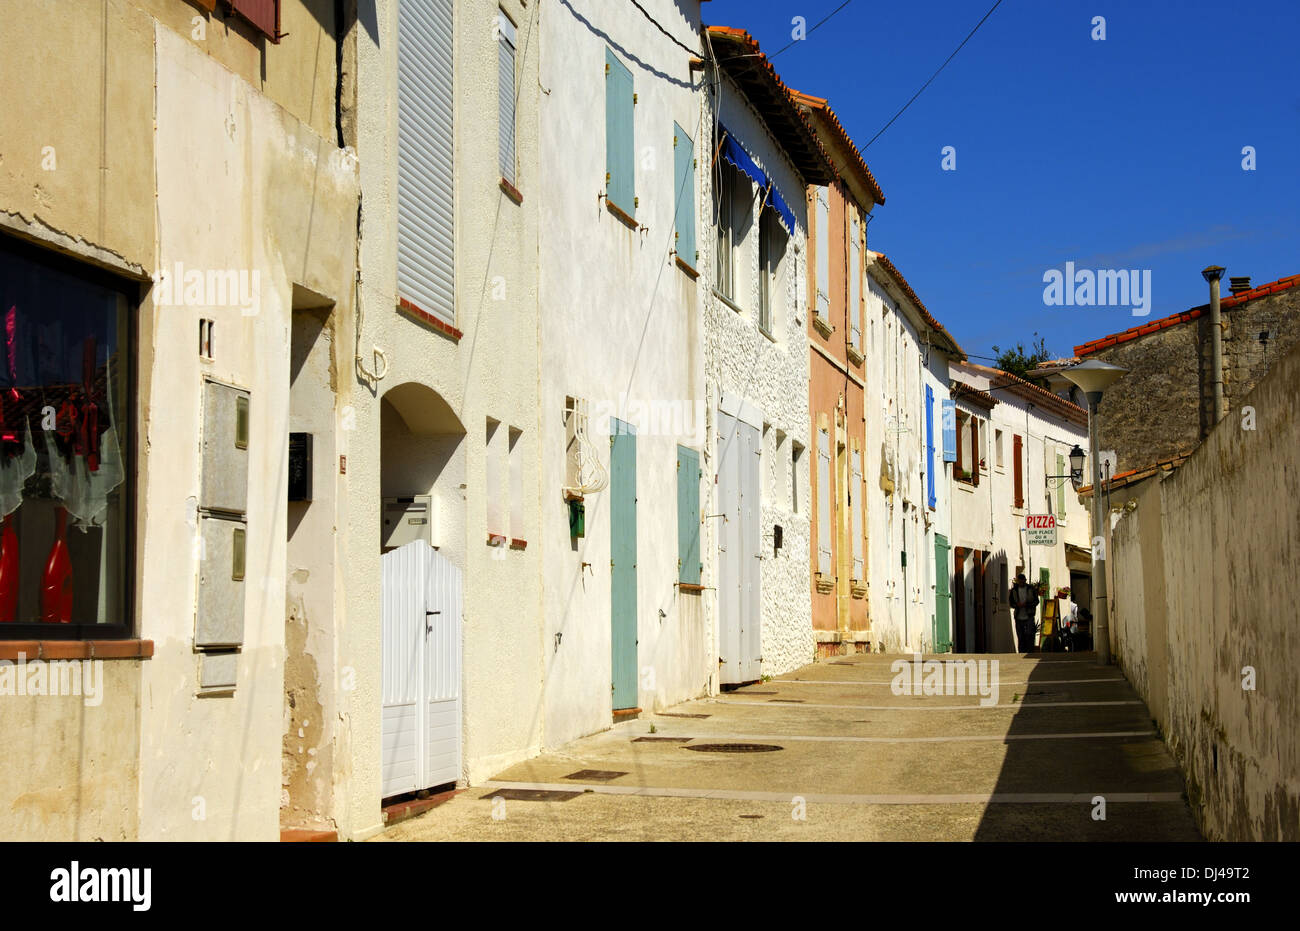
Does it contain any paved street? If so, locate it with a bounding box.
[373,653,1202,841]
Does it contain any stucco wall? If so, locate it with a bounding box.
[1109,340,1300,840]
[702,75,813,679]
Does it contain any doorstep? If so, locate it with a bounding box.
[280,827,338,843]
[381,787,463,827]
[612,707,642,720]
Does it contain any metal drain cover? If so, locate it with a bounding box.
[633,736,693,742]
[563,770,627,781]
[685,743,784,753]
[481,788,583,802]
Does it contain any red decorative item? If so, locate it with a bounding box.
[41,507,73,623]
[0,515,17,622]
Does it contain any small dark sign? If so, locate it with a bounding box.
[289,432,313,502]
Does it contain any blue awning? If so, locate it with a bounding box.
[718,125,797,236]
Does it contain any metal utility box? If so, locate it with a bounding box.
[201,379,251,514]
[383,495,434,550]
[195,515,248,648]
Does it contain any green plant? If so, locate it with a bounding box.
[648,722,657,734]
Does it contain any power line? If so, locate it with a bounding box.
[768,0,855,61]
[863,0,1004,149]
[627,0,700,58]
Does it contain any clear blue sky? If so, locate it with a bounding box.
[704,0,1300,363]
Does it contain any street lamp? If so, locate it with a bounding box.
[1060,359,1128,665]
[1045,444,1087,491]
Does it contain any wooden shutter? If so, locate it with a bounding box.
[815,187,830,319]
[673,123,697,267]
[677,446,701,584]
[397,0,455,323]
[848,212,861,348]
[498,13,517,185]
[229,0,279,41]
[1013,434,1024,508]
[1056,452,1066,516]
[605,49,634,215]
[925,385,936,508]
[817,428,832,574]
[970,418,979,487]
[851,445,864,580]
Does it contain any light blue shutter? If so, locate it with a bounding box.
[677,445,701,584]
[397,0,455,324]
[817,428,832,574]
[941,399,957,463]
[673,123,696,267]
[1057,452,1066,516]
[605,49,634,215]
[498,12,517,185]
[815,187,830,318]
[849,212,861,348]
[926,385,937,508]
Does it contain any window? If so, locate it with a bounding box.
[605,48,635,215]
[791,441,804,513]
[813,186,830,320]
[673,123,697,269]
[714,163,737,302]
[995,429,1004,470]
[486,418,503,533]
[978,420,988,472]
[0,236,132,637]
[1056,451,1067,518]
[925,385,936,508]
[848,211,862,350]
[758,208,785,335]
[850,445,864,580]
[816,428,832,575]
[508,427,523,539]
[676,445,701,584]
[497,10,518,186]
[1013,433,1024,509]
[397,0,455,324]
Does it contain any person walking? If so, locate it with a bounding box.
[1009,572,1040,654]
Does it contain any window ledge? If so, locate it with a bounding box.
[846,346,865,366]
[499,177,523,205]
[814,573,836,594]
[0,639,154,661]
[605,199,639,229]
[956,482,976,494]
[674,255,699,279]
[677,582,706,594]
[398,298,462,341]
[758,325,777,344]
[812,314,834,338]
[487,532,508,547]
[712,289,744,315]
[509,538,528,550]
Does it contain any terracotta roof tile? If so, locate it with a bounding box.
[788,88,886,206]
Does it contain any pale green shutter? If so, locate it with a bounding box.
[1056,452,1066,516]
[605,49,634,215]
[673,123,696,267]
[677,445,701,584]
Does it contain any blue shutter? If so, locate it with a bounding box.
[926,385,936,509]
[677,445,701,584]
[941,399,957,463]
[605,49,634,215]
[673,123,697,268]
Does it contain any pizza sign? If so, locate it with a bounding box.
[1026,513,1057,546]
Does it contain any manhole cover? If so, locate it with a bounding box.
[659,712,711,719]
[633,736,693,742]
[481,788,582,802]
[685,743,784,753]
[563,770,627,781]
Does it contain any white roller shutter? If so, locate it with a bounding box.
[397,0,456,324]
[498,12,517,186]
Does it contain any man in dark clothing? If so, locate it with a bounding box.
[1009,573,1040,654]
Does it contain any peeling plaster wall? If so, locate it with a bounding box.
[1111,341,1300,840]
[701,77,814,679]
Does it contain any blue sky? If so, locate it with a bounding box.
[704,0,1300,363]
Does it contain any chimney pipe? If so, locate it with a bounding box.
[1228,276,1251,295]
[1202,265,1226,431]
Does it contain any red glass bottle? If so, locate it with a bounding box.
[0,514,17,622]
[41,506,73,623]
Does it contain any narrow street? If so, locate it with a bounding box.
[373,653,1201,842]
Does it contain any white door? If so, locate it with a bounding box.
[382,541,462,797]
[717,399,762,685]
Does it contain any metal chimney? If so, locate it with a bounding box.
[1228,276,1251,295]
[1202,265,1226,430]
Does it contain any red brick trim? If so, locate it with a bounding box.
[382,787,463,827]
[499,177,523,205]
[0,639,154,661]
[605,199,639,229]
[509,538,527,550]
[397,298,463,341]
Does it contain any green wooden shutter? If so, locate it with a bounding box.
[1056,452,1066,516]
[605,49,634,215]
[1040,567,1051,598]
[677,445,701,584]
[673,123,696,267]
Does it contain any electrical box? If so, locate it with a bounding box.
[288,432,313,502]
[195,515,248,648]
[383,495,434,549]
[201,379,251,514]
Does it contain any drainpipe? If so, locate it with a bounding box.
[1202,265,1226,431]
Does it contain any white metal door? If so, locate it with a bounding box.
[382,541,462,797]
[717,402,762,685]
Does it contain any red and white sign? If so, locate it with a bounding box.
[1026,513,1057,546]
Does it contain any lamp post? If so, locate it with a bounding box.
[1060,360,1128,665]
